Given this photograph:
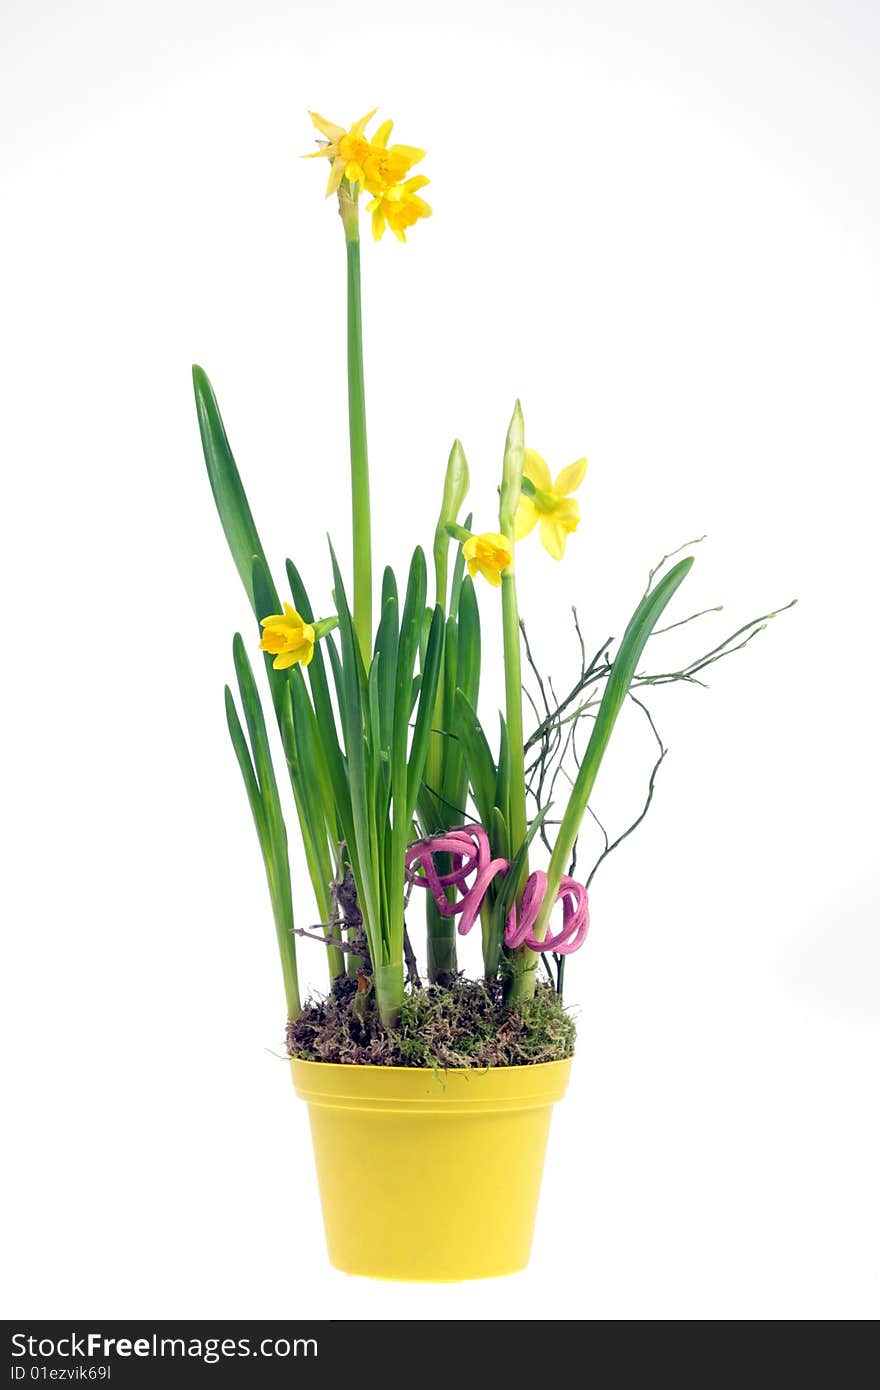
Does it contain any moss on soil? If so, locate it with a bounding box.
[287,975,575,1068]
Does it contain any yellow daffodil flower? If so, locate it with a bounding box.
[259,604,315,669]
[462,532,513,587]
[514,449,587,560]
[305,108,378,197]
[362,119,425,195]
[367,175,432,242]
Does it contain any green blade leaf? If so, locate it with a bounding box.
[224,685,266,842]
[495,713,511,829]
[407,605,446,817]
[453,691,498,829]
[231,633,286,856]
[192,366,279,615]
[494,803,551,927]
[374,593,399,762]
[286,558,350,840]
[329,543,381,950]
[226,644,300,1017]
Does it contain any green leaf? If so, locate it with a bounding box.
[453,691,497,828]
[329,544,380,949]
[407,605,445,817]
[226,640,300,1017]
[489,805,509,864]
[493,803,551,927]
[224,686,265,842]
[480,803,510,978]
[286,558,350,841]
[231,634,286,858]
[441,574,481,814]
[380,566,398,625]
[456,576,481,707]
[192,366,279,615]
[251,556,292,714]
[289,671,334,836]
[374,593,399,762]
[441,613,459,735]
[392,549,428,797]
[495,714,511,830]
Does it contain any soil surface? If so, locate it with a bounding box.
[287,975,576,1067]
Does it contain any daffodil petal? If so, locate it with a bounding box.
[394,145,425,165]
[539,519,569,560]
[373,119,393,148]
[479,532,510,552]
[352,108,378,136]
[523,448,553,492]
[514,499,539,540]
[554,457,588,497]
[326,156,346,196]
[552,498,580,529]
[309,111,346,141]
[272,650,299,669]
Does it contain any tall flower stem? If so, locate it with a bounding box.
[498,403,538,1006]
[340,185,372,666]
[424,443,470,984]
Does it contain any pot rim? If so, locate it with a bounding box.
[290,1054,572,1113]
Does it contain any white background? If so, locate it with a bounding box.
[2,0,878,1321]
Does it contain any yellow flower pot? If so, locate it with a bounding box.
[291,1056,571,1281]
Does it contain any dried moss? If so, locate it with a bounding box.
[287,975,575,1068]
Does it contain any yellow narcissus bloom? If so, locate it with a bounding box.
[306,108,378,196]
[259,604,315,669]
[462,532,513,587]
[362,120,425,195]
[367,176,432,242]
[515,449,587,560]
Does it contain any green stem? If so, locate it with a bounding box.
[342,193,372,667]
[501,566,538,1007]
[501,570,528,871]
[374,961,404,1030]
[426,895,458,984]
[497,402,536,1007]
[423,442,470,980]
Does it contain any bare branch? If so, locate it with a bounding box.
[652,604,723,636]
[585,694,668,891]
[644,535,707,596]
